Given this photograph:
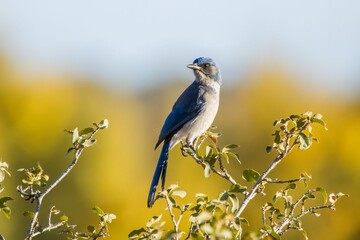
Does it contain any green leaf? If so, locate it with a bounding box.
[311,118,328,130]
[0,197,13,207]
[172,190,187,198]
[219,191,229,201]
[128,228,146,239]
[299,133,312,150]
[99,119,109,129]
[60,215,68,222]
[222,144,240,153]
[196,212,212,224]
[65,147,74,156]
[146,215,162,228]
[229,194,239,213]
[204,163,211,178]
[273,119,282,126]
[272,192,283,203]
[266,145,273,153]
[205,146,213,158]
[226,151,241,164]
[274,132,281,144]
[72,128,79,144]
[313,113,323,119]
[79,127,94,136]
[1,206,11,219]
[242,169,260,183]
[87,225,95,233]
[92,206,105,216]
[316,187,328,204]
[23,211,35,219]
[82,139,97,148]
[296,118,307,129]
[229,184,247,193]
[285,183,297,190]
[270,231,281,240]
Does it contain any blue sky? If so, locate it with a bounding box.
[0,1,359,92]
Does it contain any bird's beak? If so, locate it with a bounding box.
[187,64,202,70]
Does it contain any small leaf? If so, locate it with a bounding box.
[65,147,74,156]
[172,190,187,198]
[219,191,229,201]
[273,119,282,126]
[299,133,312,150]
[313,113,323,119]
[60,215,68,222]
[312,118,328,130]
[270,231,281,240]
[128,228,146,239]
[316,187,328,204]
[229,194,239,213]
[23,211,35,219]
[146,215,162,228]
[82,139,97,148]
[204,163,211,178]
[266,145,273,153]
[285,183,297,190]
[72,128,79,144]
[196,212,212,224]
[99,119,109,129]
[242,169,260,183]
[1,206,11,219]
[226,152,241,164]
[87,225,95,233]
[79,127,94,136]
[92,206,105,216]
[0,197,13,207]
[222,144,240,153]
[229,184,247,193]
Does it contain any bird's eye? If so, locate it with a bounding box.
[203,63,210,68]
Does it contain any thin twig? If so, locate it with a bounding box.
[26,148,84,239]
[92,224,107,240]
[25,125,102,239]
[234,133,300,218]
[30,222,65,238]
[185,146,238,185]
[165,195,179,240]
[263,178,301,184]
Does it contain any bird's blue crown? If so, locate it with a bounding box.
[193,57,216,66]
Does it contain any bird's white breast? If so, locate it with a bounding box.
[169,83,220,149]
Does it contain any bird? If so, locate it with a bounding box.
[147,57,222,208]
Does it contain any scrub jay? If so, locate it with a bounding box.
[147,57,222,208]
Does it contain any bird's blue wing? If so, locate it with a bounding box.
[155,82,204,149]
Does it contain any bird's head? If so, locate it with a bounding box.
[187,57,222,85]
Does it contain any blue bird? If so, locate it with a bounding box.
[147,57,222,208]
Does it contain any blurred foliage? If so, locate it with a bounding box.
[0,52,359,239]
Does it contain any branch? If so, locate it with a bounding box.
[183,144,238,185]
[263,177,301,184]
[234,135,299,218]
[92,225,107,240]
[165,194,179,239]
[26,148,84,239]
[19,121,107,240]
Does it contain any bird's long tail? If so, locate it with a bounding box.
[147,140,170,208]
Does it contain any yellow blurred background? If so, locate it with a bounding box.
[1,1,360,239]
[0,51,359,239]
